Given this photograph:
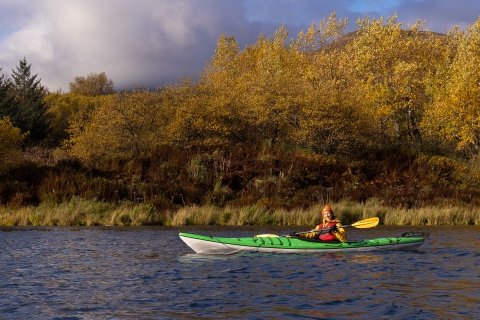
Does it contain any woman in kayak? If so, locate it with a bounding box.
[297,205,347,242]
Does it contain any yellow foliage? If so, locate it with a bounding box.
[195,12,374,155]
[44,93,101,142]
[48,12,480,159]
[350,14,446,149]
[0,117,26,173]
[424,17,480,155]
[65,88,170,162]
[291,14,374,154]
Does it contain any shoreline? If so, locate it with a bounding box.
[1,197,479,227]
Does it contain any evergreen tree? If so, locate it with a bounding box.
[0,68,15,119]
[10,57,49,142]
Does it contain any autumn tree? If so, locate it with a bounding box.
[200,26,308,145]
[69,72,114,96]
[284,12,374,155]
[10,57,50,142]
[423,17,480,156]
[0,117,26,174]
[241,26,304,144]
[44,93,101,144]
[350,15,446,150]
[198,33,255,143]
[163,77,212,143]
[297,50,374,155]
[66,87,170,162]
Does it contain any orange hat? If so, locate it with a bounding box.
[322,205,333,214]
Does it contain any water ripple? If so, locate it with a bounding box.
[1,225,480,319]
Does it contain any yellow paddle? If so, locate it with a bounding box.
[338,217,380,229]
[255,217,380,238]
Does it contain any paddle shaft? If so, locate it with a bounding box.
[256,217,379,238]
[294,223,356,235]
[293,217,379,236]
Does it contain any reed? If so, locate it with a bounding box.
[0,196,163,226]
[332,199,480,226]
[1,197,479,226]
[164,199,480,226]
[168,205,223,226]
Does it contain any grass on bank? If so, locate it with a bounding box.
[0,196,161,227]
[1,197,479,227]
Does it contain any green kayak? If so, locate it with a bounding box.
[179,232,427,254]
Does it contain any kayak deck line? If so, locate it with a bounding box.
[179,232,427,254]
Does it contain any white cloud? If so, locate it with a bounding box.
[0,0,234,91]
[0,17,53,62]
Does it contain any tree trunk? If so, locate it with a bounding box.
[407,109,422,149]
[394,118,402,146]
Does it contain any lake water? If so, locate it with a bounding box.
[1,225,479,319]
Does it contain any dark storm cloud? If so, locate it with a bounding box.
[243,0,479,33]
[0,0,478,92]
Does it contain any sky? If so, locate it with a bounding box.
[0,0,479,92]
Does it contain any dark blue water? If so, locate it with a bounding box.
[1,225,479,319]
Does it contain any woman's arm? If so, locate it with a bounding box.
[333,223,347,242]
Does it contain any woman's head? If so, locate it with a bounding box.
[322,205,335,221]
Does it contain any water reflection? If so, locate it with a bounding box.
[178,253,240,263]
[348,254,384,264]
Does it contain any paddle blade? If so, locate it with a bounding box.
[350,217,379,228]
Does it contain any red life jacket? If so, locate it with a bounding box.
[317,221,338,241]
